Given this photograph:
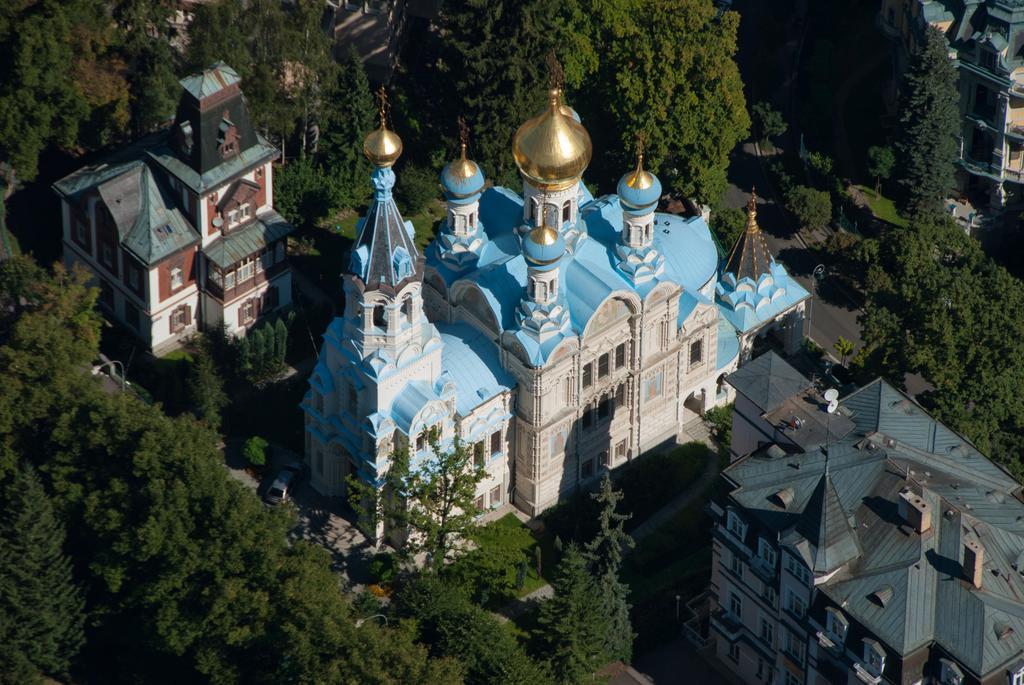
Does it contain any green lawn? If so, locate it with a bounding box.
[853,185,908,227]
[474,513,549,597]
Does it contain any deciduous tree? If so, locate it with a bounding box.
[867,145,895,197]
[786,185,832,232]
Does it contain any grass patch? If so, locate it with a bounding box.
[853,185,908,227]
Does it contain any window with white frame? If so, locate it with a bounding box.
[170,266,183,290]
[785,589,805,618]
[759,618,774,646]
[726,510,747,541]
[784,672,800,685]
[1012,664,1024,685]
[757,538,777,567]
[862,639,884,675]
[825,607,848,645]
[241,298,255,323]
[225,269,236,290]
[730,552,742,576]
[237,257,254,283]
[209,266,223,287]
[785,554,811,584]
[728,591,742,620]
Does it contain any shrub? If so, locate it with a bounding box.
[369,552,398,585]
[394,163,440,215]
[243,436,269,467]
[704,403,733,451]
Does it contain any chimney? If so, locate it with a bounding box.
[897,489,931,534]
[963,539,984,589]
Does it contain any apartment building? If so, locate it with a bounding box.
[708,351,1024,685]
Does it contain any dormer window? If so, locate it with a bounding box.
[939,658,963,685]
[218,113,239,158]
[726,510,747,541]
[824,607,848,645]
[392,247,412,280]
[862,638,885,676]
[757,538,776,567]
[227,203,251,228]
[177,121,194,156]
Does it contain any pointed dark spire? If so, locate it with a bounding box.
[723,189,775,282]
[796,462,863,575]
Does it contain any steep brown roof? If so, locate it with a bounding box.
[723,192,774,282]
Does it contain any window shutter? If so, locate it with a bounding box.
[237,303,243,326]
[185,305,192,326]
[169,311,175,335]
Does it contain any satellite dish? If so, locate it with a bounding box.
[212,217,224,228]
[824,389,839,414]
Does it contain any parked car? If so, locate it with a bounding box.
[263,469,295,506]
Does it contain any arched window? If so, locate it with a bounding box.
[562,201,571,223]
[469,212,476,228]
[535,280,548,302]
[454,214,466,234]
[402,297,415,325]
[372,304,387,330]
[645,223,653,242]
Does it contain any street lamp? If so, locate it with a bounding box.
[91,359,126,392]
[809,264,826,344]
[355,614,389,628]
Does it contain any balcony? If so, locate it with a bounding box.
[853,662,882,685]
[959,156,1002,181]
[709,607,743,641]
[682,591,714,650]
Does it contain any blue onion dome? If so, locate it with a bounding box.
[440,141,485,203]
[523,223,565,271]
[617,150,661,215]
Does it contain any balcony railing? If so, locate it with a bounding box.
[709,607,743,641]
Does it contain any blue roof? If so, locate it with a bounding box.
[440,158,485,203]
[716,315,740,371]
[716,260,810,334]
[616,170,661,214]
[437,322,515,416]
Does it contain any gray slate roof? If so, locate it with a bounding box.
[179,61,241,100]
[725,351,811,413]
[55,159,197,265]
[723,368,1024,678]
[350,183,422,293]
[204,209,294,269]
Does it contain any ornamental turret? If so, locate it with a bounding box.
[516,201,570,342]
[436,119,488,271]
[345,88,425,344]
[615,140,664,284]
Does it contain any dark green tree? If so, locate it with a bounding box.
[274,317,288,365]
[187,343,228,431]
[395,162,440,215]
[584,474,634,663]
[399,575,554,685]
[867,145,895,197]
[319,45,374,208]
[710,205,746,253]
[274,157,345,228]
[894,26,959,217]
[786,185,832,232]
[751,101,786,149]
[536,543,611,684]
[0,0,90,184]
[0,464,84,682]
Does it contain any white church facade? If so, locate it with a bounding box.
[301,85,810,524]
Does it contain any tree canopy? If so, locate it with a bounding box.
[0,255,461,684]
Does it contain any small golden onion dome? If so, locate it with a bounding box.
[512,88,592,191]
[625,152,655,190]
[363,123,403,168]
[448,142,479,180]
[530,224,559,246]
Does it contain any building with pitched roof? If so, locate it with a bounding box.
[54,62,293,354]
[880,0,1024,207]
[301,82,808,525]
[707,352,1024,685]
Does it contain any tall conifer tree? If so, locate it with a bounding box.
[585,473,635,663]
[894,26,959,217]
[0,464,84,682]
[536,543,611,684]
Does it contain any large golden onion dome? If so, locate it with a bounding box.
[512,88,592,191]
[363,122,403,168]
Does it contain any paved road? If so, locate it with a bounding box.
[724,145,864,360]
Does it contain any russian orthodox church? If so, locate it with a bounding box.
[302,86,809,525]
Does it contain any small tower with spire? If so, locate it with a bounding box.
[436,118,488,271]
[306,88,454,507]
[615,136,665,284]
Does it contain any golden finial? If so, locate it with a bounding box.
[363,86,402,167]
[625,132,655,190]
[746,189,760,231]
[458,116,469,159]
